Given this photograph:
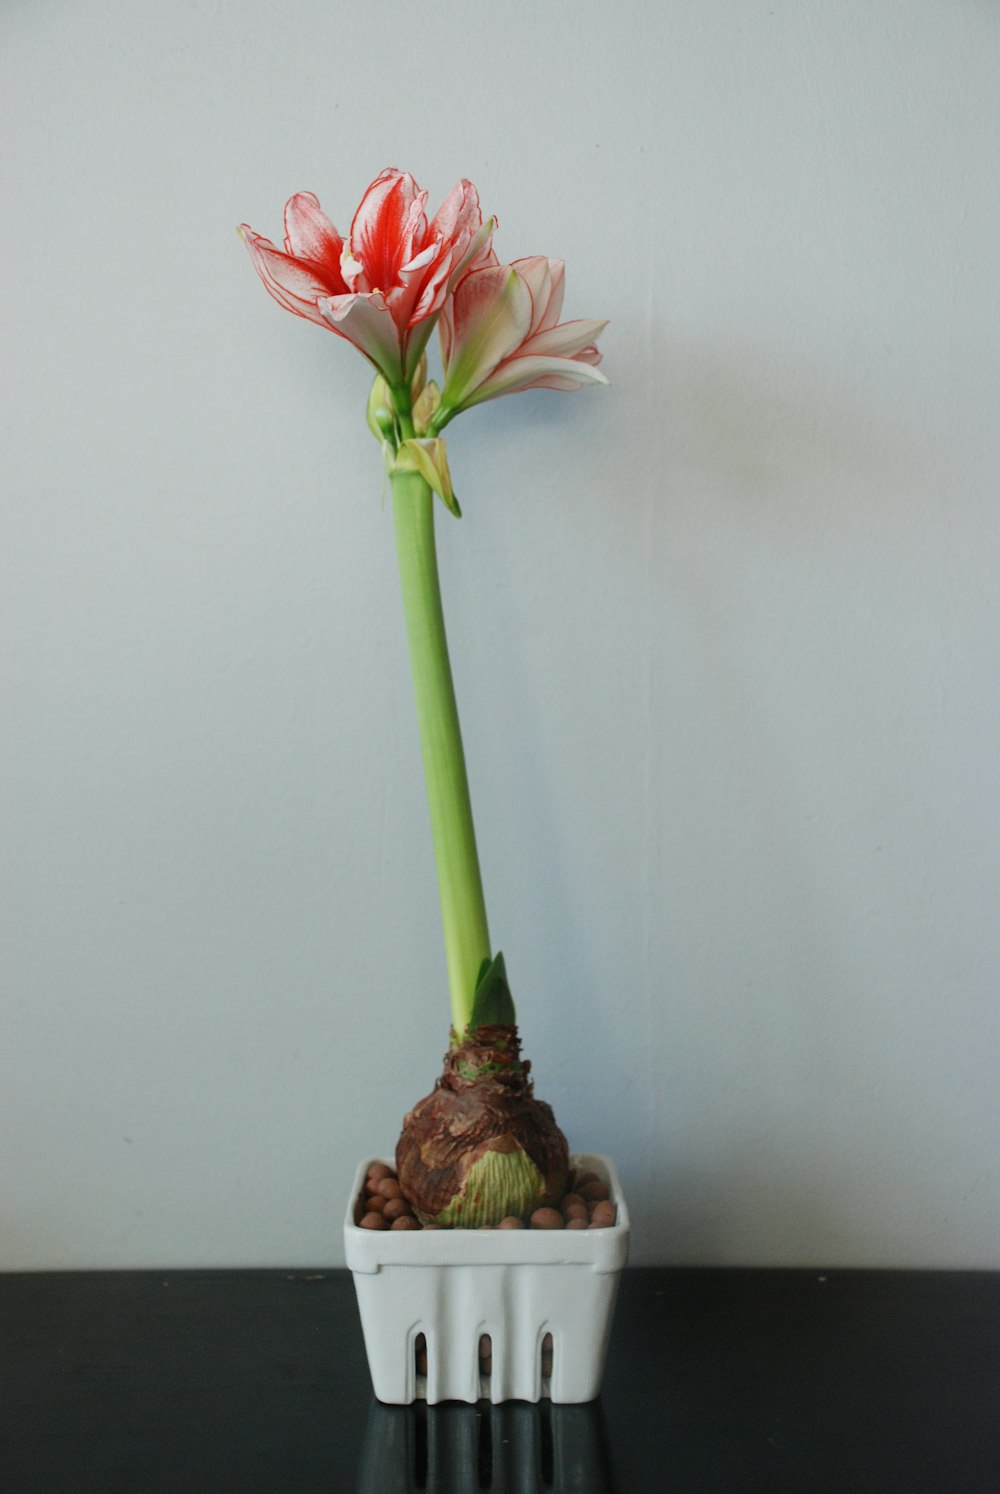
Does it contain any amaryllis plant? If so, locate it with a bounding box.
[241,168,607,1226]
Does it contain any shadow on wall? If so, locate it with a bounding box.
[643,1138,959,1268]
[644,333,931,523]
[647,1156,842,1267]
[449,325,942,1269]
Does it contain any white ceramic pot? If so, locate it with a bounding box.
[344,1153,629,1405]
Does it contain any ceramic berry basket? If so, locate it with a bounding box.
[344,1153,630,1405]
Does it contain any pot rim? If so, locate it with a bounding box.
[344,1153,629,1275]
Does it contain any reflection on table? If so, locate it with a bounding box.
[357,1396,617,1494]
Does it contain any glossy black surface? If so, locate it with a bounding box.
[2,1268,999,1491]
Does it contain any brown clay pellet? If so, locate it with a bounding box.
[530,1207,564,1230]
[357,1182,620,1231]
[581,1180,609,1202]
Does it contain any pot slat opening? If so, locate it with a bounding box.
[541,1331,554,1386]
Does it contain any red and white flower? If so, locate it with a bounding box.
[437,256,607,417]
[240,169,494,384]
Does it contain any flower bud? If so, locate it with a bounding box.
[412,379,442,436]
[366,374,396,443]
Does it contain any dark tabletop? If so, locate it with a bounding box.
[1,1267,998,1492]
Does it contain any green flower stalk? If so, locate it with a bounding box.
[388,396,489,1036]
[240,167,607,1223]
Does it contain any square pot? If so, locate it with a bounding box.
[344,1153,629,1404]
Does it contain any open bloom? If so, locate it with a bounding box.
[240,169,494,384]
[436,256,607,418]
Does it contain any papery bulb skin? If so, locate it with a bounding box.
[395,1025,569,1226]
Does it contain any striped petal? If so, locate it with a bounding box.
[429,179,481,255]
[282,193,346,288]
[519,318,608,360]
[239,227,335,328]
[439,255,607,415]
[319,291,402,380]
[348,168,427,294]
[406,245,454,326]
[387,239,442,330]
[449,216,498,289]
[440,265,533,408]
[464,352,608,404]
[512,256,565,334]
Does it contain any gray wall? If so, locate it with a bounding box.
[3,0,999,1268]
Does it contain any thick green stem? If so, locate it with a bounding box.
[389,462,490,1035]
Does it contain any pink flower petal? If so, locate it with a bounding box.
[429,179,480,246]
[519,318,608,360]
[442,265,534,405]
[387,239,442,329]
[240,227,335,328]
[319,291,402,378]
[437,296,457,369]
[509,256,552,336]
[349,168,427,294]
[282,193,346,287]
[448,217,499,289]
[467,351,609,403]
[511,257,566,333]
[406,242,456,327]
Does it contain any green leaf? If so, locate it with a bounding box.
[468,951,516,1029]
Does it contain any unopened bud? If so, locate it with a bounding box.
[366,375,396,442]
[412,380,442,435]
